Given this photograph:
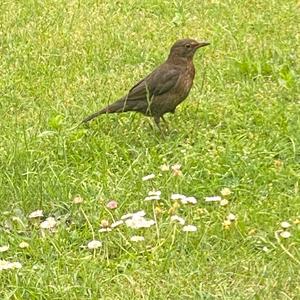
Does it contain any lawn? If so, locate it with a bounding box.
[0,0,300,299]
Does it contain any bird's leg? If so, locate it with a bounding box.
[153,116,167,137]
[161,115,169,130]
[153,116,162,131]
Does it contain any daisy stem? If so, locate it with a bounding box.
[80,207,95,240]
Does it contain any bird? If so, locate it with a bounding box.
[82,38,209,129]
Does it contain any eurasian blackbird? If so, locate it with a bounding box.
[82,38,209,128]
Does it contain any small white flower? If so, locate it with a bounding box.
[121,210,146,220]
[160,164,169,171]
[181,196,197,204]
[142,174,155,181]
[12,262,22,269]
[220,199,229,206]
[227,213,236,221]
[280,231,291,239]
[220,188,232,196]
[40,217,56,229]
[125,216,155,229]
[32,264,41,270]
[171,194,197,204]
[171,193,186,201]
[0,260,22,271]
[144,195,161,201]
[170,215,185,225]
[133,211,146,218]
[171,164,181,171]
[19,242,29,249]
[72,195,84,204]
[28,210,43,219]
[205,196,221,202]
[280,221,291,229]
[87,240,102,249]
[111,220,124,228]
[148,190,161,196]
[0,245,9,253]
[182,225,197,232]
[262,246,269,252]
[130,236,145,242]
[99,228,112,233]
[180,198,189,204]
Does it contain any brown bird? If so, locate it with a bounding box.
[82,38,209,129]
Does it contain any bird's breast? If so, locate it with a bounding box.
[175,62,195,103]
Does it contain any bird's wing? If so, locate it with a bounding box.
[124,64,180,101]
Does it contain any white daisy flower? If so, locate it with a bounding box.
[205,196,221,202]
[262,246,269,252]
[181,196,197,204]
[121,210,146,220]
[144,195,161,201]
[182,225,197,232]
[0,245,9,253]
[171,193,186,201]
[125,216,155,229]
[0,260,22,271]
[280,221,291,229]
[99,228,112,233]
[19,242,29,249]
[28,210,44,219]
[220,199,229,206]
[220,188,232,196]
[148,191,161,196]
[227,213,236,221]
[160,164,169,171]
[142,174,155,181]
[130,236,145,242]
[111,220,124,228]
[170,215,185,225]
[40,217,56,229]
[72,196,84,204]
[87,240,102,249]
[280,231,291,239]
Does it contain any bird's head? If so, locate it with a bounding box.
[169,38,209,59]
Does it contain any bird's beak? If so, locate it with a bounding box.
[195,41,210,49]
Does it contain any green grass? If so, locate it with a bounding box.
[1,0,300,299]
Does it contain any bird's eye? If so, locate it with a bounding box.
[185,44,191,48]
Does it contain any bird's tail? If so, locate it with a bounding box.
[82,99,130,123]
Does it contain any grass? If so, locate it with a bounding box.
[0,0,300,299]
